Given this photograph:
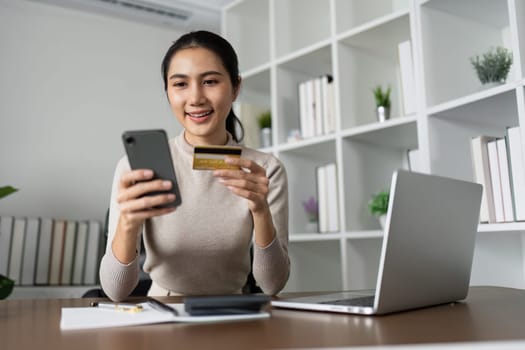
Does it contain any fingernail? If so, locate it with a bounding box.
[167,194,175,200]
[162,180,172,188]
[144,170,153,177]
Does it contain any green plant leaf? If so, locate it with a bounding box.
[257,111,272,129]
[470,46,513,84]
[0,186,18,200]
[368,191,390,216]
[0,274,15,300]
[372,85,391,108]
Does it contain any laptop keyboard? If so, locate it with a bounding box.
[320,295,375,307]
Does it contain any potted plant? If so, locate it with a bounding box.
[372,85,391,122]
[368,190,389,229]
[302,196,318,233]
[0,185,18,300]
[470,46,513,86]
[257,111,272,148]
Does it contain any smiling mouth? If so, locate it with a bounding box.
[186,110,213,119]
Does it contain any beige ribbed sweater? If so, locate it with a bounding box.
[99,132,290,301]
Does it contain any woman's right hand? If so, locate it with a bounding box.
[112,169,177,263]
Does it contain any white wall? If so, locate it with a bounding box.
[0,0,185,222]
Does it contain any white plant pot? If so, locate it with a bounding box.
[378,214,387,230]
[304,221,318,233]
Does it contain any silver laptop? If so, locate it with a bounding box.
[272,170,482,315]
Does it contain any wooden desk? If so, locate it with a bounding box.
[1,286,524,350]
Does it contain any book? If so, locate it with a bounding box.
[35,218,54,285]
[72,221,88,285]
[325,163,340,232]
[316,163,340,233]
[506,126,525,221]
[470,136,497,223]
[398,40,416,115]
[8,218,26,285]
[321,74,335,134]
[313,77,323,136]
[407,148,423,173]
[487,140,505,223]
[496,138,515,222]
[316,165,328,232]
[83,221,102,285]
[60,302,270,331]
[60,220,77,285]
[20,217,40,285]
[0,216,14,276]
[298,81,308,139]
[49,220,66,285]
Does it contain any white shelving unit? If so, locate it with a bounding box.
[223,0,525,292]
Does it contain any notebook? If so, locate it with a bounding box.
[272,170,482,315]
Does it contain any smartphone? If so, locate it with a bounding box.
[122,129,182,208]
[183,294,270,316]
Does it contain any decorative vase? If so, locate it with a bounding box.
[260,127,272,148]
[376,106,390,122]
[304,221,318,233]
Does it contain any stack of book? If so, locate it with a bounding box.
[316,163,340,233]
[298,74,335,139]
[470,126,525,223]
[0,217,103,286]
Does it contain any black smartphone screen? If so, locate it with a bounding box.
[122,129,182,208]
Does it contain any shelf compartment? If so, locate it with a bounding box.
[223,0,270,72]
[341,136,415,231]
[284,240,342,292]
[273,0,331,59]
[278,140,337,235]
[275,44,333,145]
[235,68,271,149]
[427,88,519,182]
[337,12,412,129]
[335,0,410,34]
[420,0,516,108]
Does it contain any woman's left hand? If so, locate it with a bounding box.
[213,157,269,214]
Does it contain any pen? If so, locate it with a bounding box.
[147,297,179,316]
[90,301,143,313]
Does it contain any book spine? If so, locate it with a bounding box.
[0,216,14,276]
[496,138,515,222]
[84,221,102,285]
[20,217,40,285]
[8,218,26,285]
[398,40,416,115]
[72,221,88,285]
[60,220,78,285]
[35,218,54,285]
[49,220,65,285]
[506,126,525,221]
[487,140,505,223]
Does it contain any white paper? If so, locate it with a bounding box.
[60,303,270,330]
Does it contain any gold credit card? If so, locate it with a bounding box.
[193,145,242,170]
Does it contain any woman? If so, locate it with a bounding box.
[99,31,290,301]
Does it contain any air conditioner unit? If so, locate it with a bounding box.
[28,0,221,31]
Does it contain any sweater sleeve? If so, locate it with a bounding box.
[252,156,290,295]
[98,157,141,302]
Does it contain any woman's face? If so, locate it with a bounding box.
[166,47,239,146]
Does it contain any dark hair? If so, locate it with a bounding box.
[161,30,244,143]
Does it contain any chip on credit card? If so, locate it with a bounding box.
[193,145,242,170]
